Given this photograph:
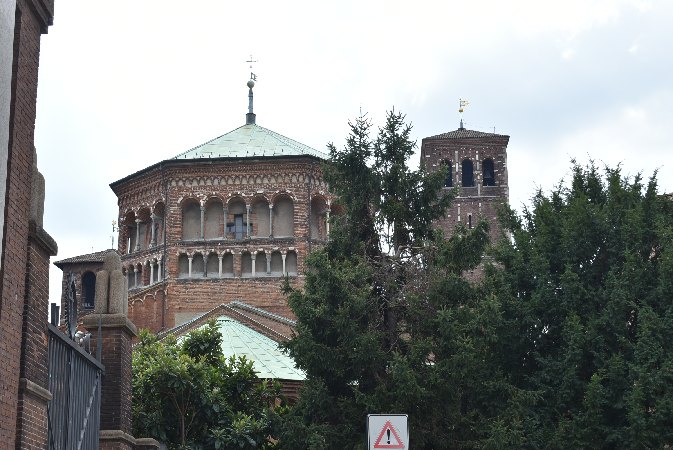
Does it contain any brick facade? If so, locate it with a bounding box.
[0,0,56,448]
[109,153,335,332]
[420,127,510,244]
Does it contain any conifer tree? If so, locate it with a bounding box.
[279,111,523,449]
[488,162,673,448]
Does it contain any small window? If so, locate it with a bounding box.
[483,159,495,186]
[227,214,246,240]
[468,214,473,229]
[462,159,474,187]
[82,271,96,308]
[443,160,453,187]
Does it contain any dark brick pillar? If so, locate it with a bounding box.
[15,223,57,449]
[82,313,138,450]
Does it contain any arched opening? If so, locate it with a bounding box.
[178,254,189,278]
[206,252,219,277]
[124,212,137,254]
[273,196,294,237]
[152,202,165,246]
[192,252,205,278]
[182,199,201,240]
[82,271,96,309]
[227,198,247,240]
[125,268,134,289]
[270,251,283,276]
[443,160,453,187]
[204,198,223,239]
[310,197,328,240]
[241,251,252,277]
[482,158,495,186]
[252,198,270,238]
[462,159,474,187]
[136,208,151,250]
[255,252,267,277]
[135,263,144,287]
[285,251,297,275]
[222,253,234,277]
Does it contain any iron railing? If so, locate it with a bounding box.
[47,322,104,450]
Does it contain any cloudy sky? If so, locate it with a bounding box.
[35,0,673,303]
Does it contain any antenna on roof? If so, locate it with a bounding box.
[246,55,258,125]
[458,98,469,129]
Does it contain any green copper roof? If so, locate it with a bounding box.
[213,316,305,381]
[171,123,328,160]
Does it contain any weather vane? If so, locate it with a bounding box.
[246,54,258,81]
[458,98,469,129]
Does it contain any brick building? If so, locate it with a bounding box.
[421,120,510,243]
[0,0,58,448]
[58,79,337,335]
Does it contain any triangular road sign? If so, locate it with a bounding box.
[373,420,405,449]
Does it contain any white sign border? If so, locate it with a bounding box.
[367,414,409,450]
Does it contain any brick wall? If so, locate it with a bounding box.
[0,0,54,446]
[420,132,510,243]
[111,156,333,333]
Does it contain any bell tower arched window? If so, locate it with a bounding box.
[443,160,453,187]
[483,158,495,186]
[462,159,474,187]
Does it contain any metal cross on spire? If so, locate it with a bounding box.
[246,55,258,124]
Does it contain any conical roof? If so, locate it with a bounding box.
[171,123,328,160]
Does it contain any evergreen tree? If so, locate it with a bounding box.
[279,111,524,449]
[488,162,673,448]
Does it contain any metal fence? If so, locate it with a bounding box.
[47,322,104,450]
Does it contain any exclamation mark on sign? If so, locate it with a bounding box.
[387,429,391,444]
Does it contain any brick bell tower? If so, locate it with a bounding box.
[420,106,509,244]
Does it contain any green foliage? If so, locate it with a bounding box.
[487,161,673,448]
[132,321,281,449]
[278,111,524,449]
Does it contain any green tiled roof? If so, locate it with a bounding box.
[171,123,328,160]
[212,316,304,381]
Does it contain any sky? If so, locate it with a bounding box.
[35,0,673,304]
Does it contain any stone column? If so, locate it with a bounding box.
[223,207,228,239]
[218,254,224,278]
[133,266,138,287]
[203,253,208,278]
[134,219,141,251]
[246,205,251,238]
[157,258,162,281]
[150,214,157,247]
[149,260,155,285]
[269,204,274,238]
[251,252,256,277]
[282,252,287,274]
[266,252,272,274]
[200,205,205,240]
[188,255,193,278]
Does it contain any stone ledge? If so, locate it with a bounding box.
[28,220,58,256]
[19,378,52,402]
[135,437,162,449]
[99,430,136,446]
[82,313,138,337]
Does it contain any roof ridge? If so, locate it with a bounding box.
[425,128,509,140]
